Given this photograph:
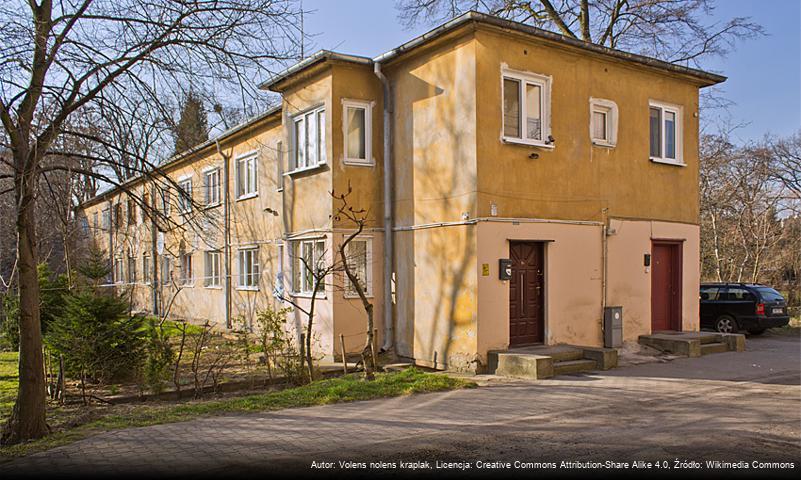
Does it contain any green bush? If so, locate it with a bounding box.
[142,318,175,394]
[0,263,68,351]
[46,291,145,384]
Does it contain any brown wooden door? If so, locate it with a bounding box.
[651,242,683,332]
[509,242,545,346]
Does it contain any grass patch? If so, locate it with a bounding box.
[0,367,475,460]
[0,351,18,420]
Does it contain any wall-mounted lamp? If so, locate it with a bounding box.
[529,152,539,160]
[490,201,498,217]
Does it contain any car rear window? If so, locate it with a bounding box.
[700,287,721,300]
[754,287,784,302]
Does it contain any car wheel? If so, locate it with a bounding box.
[747,328,766,335]
[715,315,738,334]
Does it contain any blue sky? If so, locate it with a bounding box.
[301,0,800,142]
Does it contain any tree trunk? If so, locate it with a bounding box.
[2,171,49,443]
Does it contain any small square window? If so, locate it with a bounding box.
[590,98,618,147]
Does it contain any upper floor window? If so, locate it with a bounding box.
[236,152,258,199]
[143,254,151,284]
[502,69,552,147]
[204,168,221,207]
[160,188,171,216]
[275,142,284,192]
[113,203,123,229]
[343,100,372,165]
[127,198,136,225]
[178,178,192,213]
[93,212,99,230]
[291,106,326,172]
[114,257,124,284]
[141,192,150,223]
[590,98,618,147]
[127,255,137,284]
[649,101,683,166]
[102,208,110,230]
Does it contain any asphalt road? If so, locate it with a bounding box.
[1,334,799,478]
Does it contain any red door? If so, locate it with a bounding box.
[509,242,545,346]
[651,242,683,332]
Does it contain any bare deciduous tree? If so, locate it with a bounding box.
[0,0,301,445]
[396,0,763,67]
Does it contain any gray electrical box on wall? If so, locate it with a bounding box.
[604,306,623,348]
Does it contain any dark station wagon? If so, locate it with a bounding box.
[700,283,791,335]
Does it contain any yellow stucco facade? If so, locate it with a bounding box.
[78,14,723,370]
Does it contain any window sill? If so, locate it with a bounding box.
[291,292,327,300]
[592,140,616,148]
[285,163,326,177]
[236,286,260,291]
[204,285,223,290]
[343,158,375,167]
[236,193,258,202]
[502,137,555,149]
[179,283,195,288]
[344,293,374,299]
[650,157,686,167]
[204,202,221,210]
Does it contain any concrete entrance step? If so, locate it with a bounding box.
[487,344,618,380]
[700,342,729,355]
[639,331,745,358]
[553,359,597,376]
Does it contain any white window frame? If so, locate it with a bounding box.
[204,250,222,288]
[275,141,284,192]
[290,237,326,297]
[179,252,193,286]
[589,98,618,147]
[102,208,111,230]
[142,254,151,285]
[648,100,684,166]
[501,68,553,148]
[237,246,260,290]
[203,167,221,207]
[127,255,137,284]
[289,105,327,174]
[178,177,193,214]
[235,151,259,200]
[344,237,373,298]
[342,99,373,166]
[161,255,172,286]
[160,188,171,216]
[114,257,124,284]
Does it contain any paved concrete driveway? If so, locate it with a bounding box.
[2,335,799,477]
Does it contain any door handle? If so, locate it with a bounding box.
[520,273,524,307]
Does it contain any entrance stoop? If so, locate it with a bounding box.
[487,344,618,380]
[638,331,745,358]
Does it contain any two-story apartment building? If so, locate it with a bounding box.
[79,12,725,372]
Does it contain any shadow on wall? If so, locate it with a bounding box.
[395,61,479,371]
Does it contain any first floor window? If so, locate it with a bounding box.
[161,256,172,285]
[127,256,137,283]
[204,251,221,287]
[204,168,221,206]
[238,247,260,288]
[143,255,151,284]
[114,257,124,284]
[291,238,325,295]
[236,153,258,199]
[161,188,171,216]
[649,101,682,164]
[345,238,371,296]
[180,253,193,285]
[502,70,550,145]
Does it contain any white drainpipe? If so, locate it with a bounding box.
[374,62,394,352]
